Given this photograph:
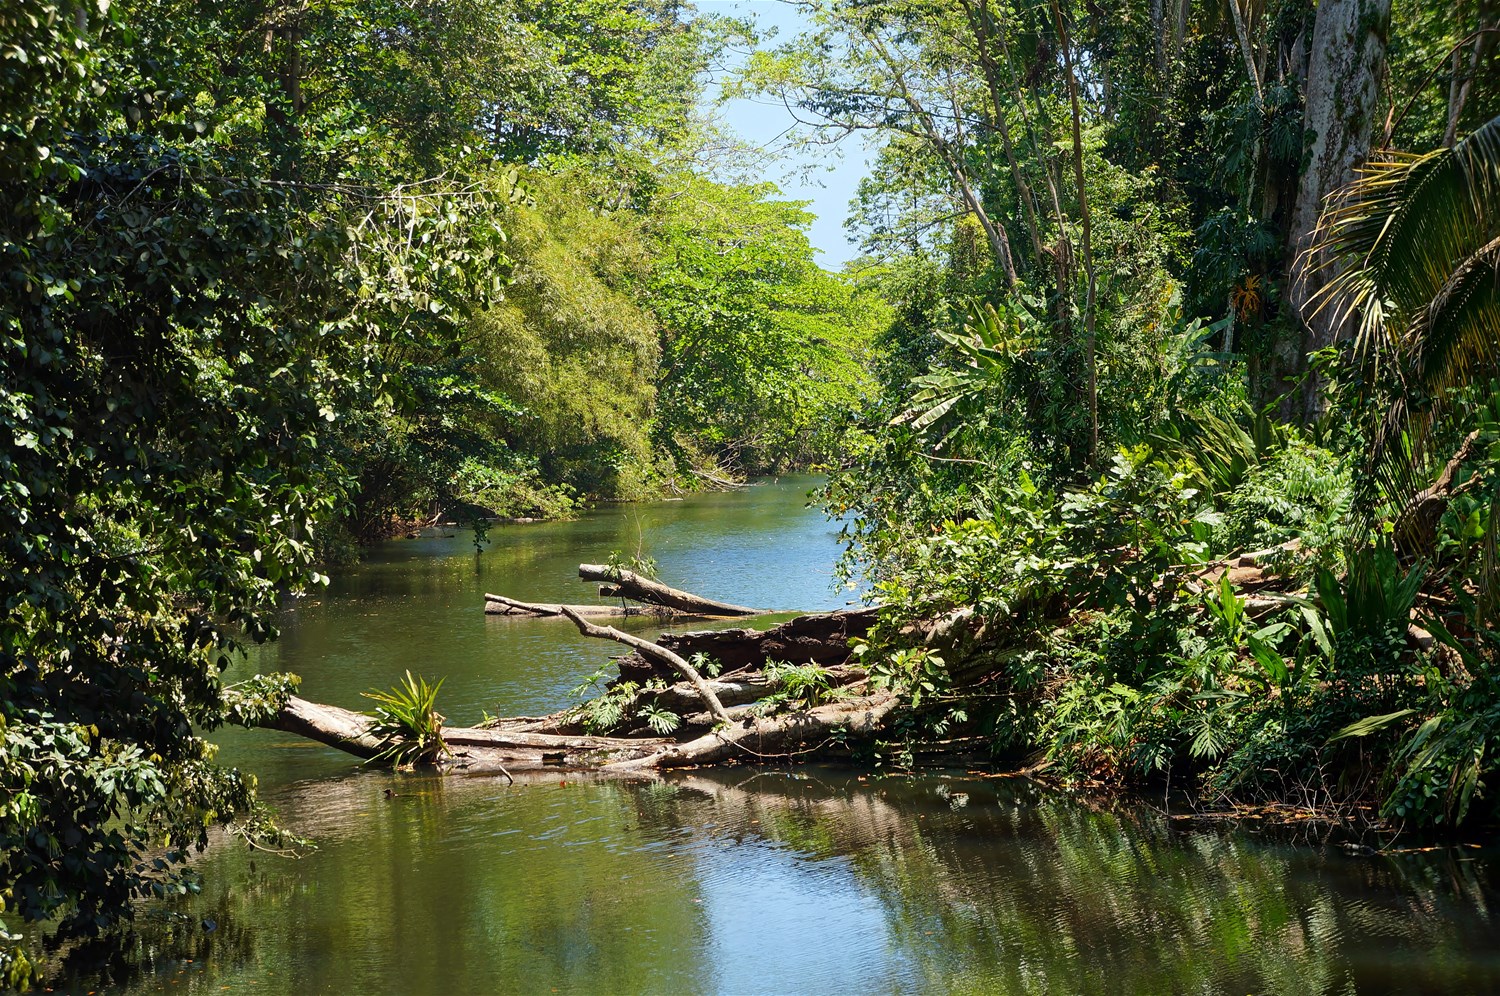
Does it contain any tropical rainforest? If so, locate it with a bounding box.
[1,0,1498,985]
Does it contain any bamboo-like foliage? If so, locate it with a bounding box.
[1307,113,1500,508]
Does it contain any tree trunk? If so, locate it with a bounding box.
[272,696,389,760]
[1444,7,1499,147]
[576,564,764,616]
[1051,0,1099,466]
[1286,0,1393,420]
[964,0,1047,269]
[603,691,899,770]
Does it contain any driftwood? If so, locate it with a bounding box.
[486,563,768,619]
[604,690,898,770]
[484,593,660,618]
[646,664,867,716]
[577,564,764,616]
[261,563,898,775]
[272,696,390,760]
[266,695,672,773]
[259,595,895,773]
[690,469,745,490]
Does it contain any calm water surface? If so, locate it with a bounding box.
[63,478,1500,994]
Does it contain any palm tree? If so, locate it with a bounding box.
[1306,112,1500,554]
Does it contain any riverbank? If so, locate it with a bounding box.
[27,480,1500,994]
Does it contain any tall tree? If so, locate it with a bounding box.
[0,0,508,976]
[1287,0,1395,418]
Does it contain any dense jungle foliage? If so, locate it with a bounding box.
[2,0,1498,984]
[761,0,1500,837]
[0,0,883,983]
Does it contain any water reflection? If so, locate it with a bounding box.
[51,480,1500,994]
[63,768,1500,995]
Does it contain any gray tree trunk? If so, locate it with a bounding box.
[1285,0,1393,420]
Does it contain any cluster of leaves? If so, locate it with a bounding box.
[574,679,683,736]
[649,178,890,475]
[362,672,450,767]
[750,661,843,715]
[0,0,515,974]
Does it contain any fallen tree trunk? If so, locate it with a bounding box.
[615,607,878,683]
[605,690,899,770]
[646,664,868,716]
[272,696,389,760]
[262,598,893,775]
[577,564,764,616]
[484,593,660,618]
[263,696,670,772]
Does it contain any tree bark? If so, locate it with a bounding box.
[604,691,899,770]
[1444,7,1499,147]
[484,593,659,618]
[1393,429,1482,553]
[272,696,389,760]
[263,695,670,771]
[857,21,1020,288]
[1286,0,1393,420]
[963,0,1046,270]
[576,564,764,616]
[1050,0,1100,465]
[614,607,880,683]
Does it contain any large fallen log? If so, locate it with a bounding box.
[615,606,878,683]
[646,664,867,717]
[577,564,765,616]
[264,695,671,772]
[272,696,389,760]
[604,690,899,770]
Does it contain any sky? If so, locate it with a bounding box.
[697,0,874,270]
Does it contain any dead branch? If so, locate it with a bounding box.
[577,564,765,616]
[558,606,734,725]
[484,593,661,618]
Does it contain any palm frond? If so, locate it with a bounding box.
[1308,113,1500,521]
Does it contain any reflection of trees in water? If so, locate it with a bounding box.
[642,768,1499,995]
[41,901,255,994]
[79,769,712,994]
[59,767,1498,994]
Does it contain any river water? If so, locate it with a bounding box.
[61,478,1500,994]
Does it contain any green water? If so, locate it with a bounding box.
[58,479,1500,994]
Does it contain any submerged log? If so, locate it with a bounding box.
[577,564,764,617]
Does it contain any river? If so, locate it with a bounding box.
[59,478,1500,994]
